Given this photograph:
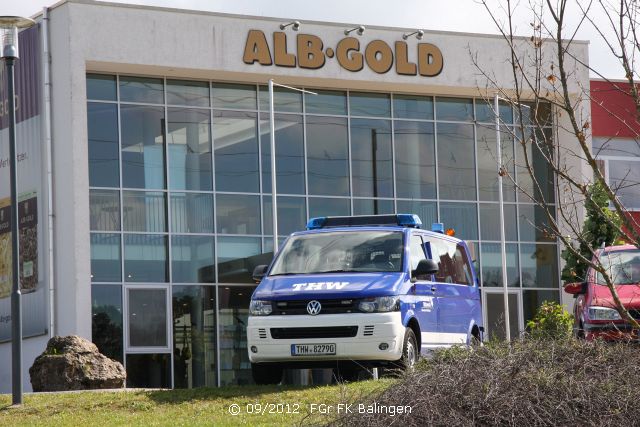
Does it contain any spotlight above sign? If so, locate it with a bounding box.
[279,21,300,31]
[344,25,365,36]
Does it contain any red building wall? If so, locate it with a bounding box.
[590,80,640,138]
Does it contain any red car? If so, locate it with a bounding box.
[564,245,640,341]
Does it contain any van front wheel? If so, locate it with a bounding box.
[388,328,418,374]
[251,363,283,385]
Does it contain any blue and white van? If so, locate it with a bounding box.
[247,214,483,384]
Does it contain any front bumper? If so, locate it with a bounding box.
[583,322,639,342]
[247,312,405,364]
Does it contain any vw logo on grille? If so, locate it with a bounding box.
[307,300,322,315]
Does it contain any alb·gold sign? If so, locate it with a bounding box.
[243,30,443,77]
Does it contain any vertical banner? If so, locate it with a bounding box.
[0,25,47,341]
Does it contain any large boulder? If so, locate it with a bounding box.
[29,335,126,391]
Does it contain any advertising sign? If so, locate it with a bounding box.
[0,25,47,342]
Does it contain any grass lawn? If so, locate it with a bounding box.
[0,379,392,426]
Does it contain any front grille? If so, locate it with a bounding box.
[273,299,358,315]
[363,325,375,336]
[270,326,358,339]
[258,328,267,339]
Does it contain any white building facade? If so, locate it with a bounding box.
[0,0,590,391]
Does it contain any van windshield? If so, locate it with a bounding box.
[270,231,404,275]
[597,250,640,285]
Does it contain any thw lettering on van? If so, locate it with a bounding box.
[291,282,349,291]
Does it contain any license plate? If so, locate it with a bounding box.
[291,343,336,356]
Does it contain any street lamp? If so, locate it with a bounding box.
[0,15,36,406]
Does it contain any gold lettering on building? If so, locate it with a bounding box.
[243,30,273,65]
[273,32,296,67]
[417,43,443,77]
[365,40,393,74]
[297,34,325,69]
[395,41,417,76]
[336,37,363,72]
[241,30,443,77]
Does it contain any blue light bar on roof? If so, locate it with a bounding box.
[432,223,445,234]
[306,214,422,230]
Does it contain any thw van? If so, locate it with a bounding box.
[247,214,483,384]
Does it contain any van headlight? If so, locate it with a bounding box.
[588,306,621,321]
[358,296,399,313]
[249,300,273,316]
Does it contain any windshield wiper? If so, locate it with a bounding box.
[269,272,305,277]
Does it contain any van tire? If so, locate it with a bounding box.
[251,363,283,385]
[387,328,419,376]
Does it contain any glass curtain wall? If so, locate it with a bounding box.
[87,74,559,388]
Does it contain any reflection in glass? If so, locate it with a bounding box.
[485,293,519,341]
[167,108,212,191]
[350,92,391,117]
[173,286,217,388]
[217,237,266,283]
[170,193,214,234]
[218,286,257,385]
[394,121,436,199]
[353,199,394,215]
[351,119,393,197]
[480,203,517,241]
[213,111,259,192]
[90,233,121,282]
[480,242,519,287]
[172,236,215,283]
[476,125,515,201]
[258,85,302,113]
[167,79,209,107]
[216,194,261,235]
[119,76,164,104]
[437,123,476,200]
[307,116,350,196]
[308,197,350,218]
[126,354,171,388]
[436,97,473,121]
[475,99,513,124]
[396,200,437,226]
[439,202,478,240]
[263,196,307,236]
[122,191,166,233]
[87,74,116,101]
[519,204,555,242]
[120,105,166,189]
[393,94,433,120]
[261,115,305,194]
[523,290,559,323]
[516,127,555,203]
[90,189,120,231]
[609,159,640,209]
[128,288,167,347]
[88,102,119,187]
[124,234,168,282]
[92,284,122,362]
[212,83,256,110]
[520,243,558,288]
[305,89,347,115]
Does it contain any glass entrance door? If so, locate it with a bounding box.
[483,290,522,341]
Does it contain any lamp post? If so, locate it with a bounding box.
[0,15,36,406]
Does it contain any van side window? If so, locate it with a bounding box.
[429,238,473,285]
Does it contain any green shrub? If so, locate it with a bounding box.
[526,300,573,339]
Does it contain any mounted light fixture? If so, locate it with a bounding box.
[344,25,365,36]
[402,29,424,40]
[279,20,300,31]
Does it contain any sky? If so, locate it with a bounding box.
[2,0,627,79]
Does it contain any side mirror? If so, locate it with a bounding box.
[412,259,439,279]
[564,282,586,295]
[252,265,269,283]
